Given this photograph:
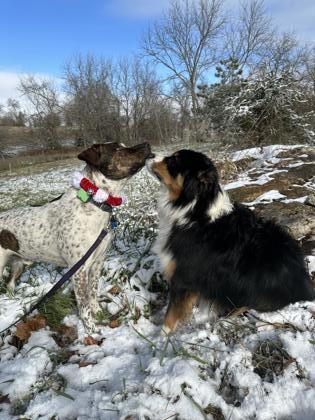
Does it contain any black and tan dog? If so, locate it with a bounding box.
[147,149,314,334]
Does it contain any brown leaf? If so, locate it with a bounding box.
[78,360,97,368]
[14,314,47,343]
[134,306,141,322]
[10,335,23,350]
[108,285,121,295]
[53,325,78,347]
[109,319,120,329]
[83,336,100,346]
[0,394,10,404]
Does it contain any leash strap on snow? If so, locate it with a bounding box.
[0,223,114,335]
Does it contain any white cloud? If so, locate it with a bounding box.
[0,71,25,105]
[0,71,63,110]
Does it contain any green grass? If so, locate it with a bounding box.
[38,290,77,330]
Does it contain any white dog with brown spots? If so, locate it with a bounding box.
[0,142,153,333]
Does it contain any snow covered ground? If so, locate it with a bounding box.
[0,144,314,419]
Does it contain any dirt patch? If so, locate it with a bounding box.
[276,147,315,162]
[301,236,315,256]
[229,181,285,203]
[281,187,314,200]
[272,163,315,185]
[254,201,315,238]
[228,157,315,204]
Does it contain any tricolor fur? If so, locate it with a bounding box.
[147,149,314,333]
[0,142,152,333]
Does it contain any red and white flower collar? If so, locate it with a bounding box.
[72,172,125,207]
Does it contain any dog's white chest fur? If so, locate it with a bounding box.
[153,188,194,273]
[153,186,233,275]
[153,192,174,273]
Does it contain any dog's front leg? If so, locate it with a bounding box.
[163,289,199,335]
[72,268,97,333]
[88,258,104,316]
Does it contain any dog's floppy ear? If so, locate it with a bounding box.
[197,169,218,185]
[78,145,101,167]
[183,168,217,201]
[196,167,220,198]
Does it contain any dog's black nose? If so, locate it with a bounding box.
[139,142,155,158]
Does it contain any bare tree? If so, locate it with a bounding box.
[304,48,315,94]
[115,57,134,143]
[168,82,192,141]
[142,0,225,119]
[64,54,120,144]
[6,98,25,126]
[258,32,310,79]
[224,0,272,72]
[115,57,177,144]
[115,57,159,142]
[19,76,61,148]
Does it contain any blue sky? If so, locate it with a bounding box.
[0,0,149,75]
[0,0,315,103]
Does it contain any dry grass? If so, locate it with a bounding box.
[214,156,253,183]
[252,340,295,383]
[0,148,80,173]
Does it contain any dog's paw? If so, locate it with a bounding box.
[82,316,100,335]
[160,325,172,336]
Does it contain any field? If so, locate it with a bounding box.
[0,144,314,419]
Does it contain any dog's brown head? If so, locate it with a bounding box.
[78,142,153,180]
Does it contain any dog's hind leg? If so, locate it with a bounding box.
[6,258,25,290]
[0,247,10,283]
[163,290,199,335]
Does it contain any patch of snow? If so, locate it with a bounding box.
[0,330,54,399]
[0,145,314,419]
[306,256,315,274]
[245,189,286,205]
[282,196,308,204]
[232,144,304,162]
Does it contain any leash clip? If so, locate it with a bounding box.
[110,215,119,230]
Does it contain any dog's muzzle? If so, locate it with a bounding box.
[145,155,161,175]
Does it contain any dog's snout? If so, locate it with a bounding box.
[143,142,152,154]
[136,141,150,149]
[137,142,155,159]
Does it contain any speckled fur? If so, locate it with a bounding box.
[0,142,152,333]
